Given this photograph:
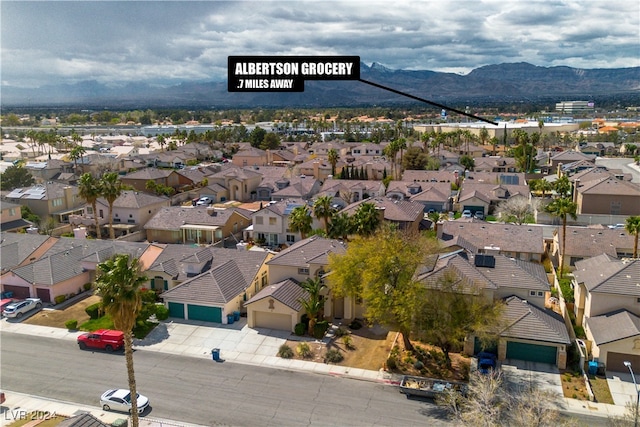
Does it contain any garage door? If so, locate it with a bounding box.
[187,304,222,323]
[254,311,292,331]
[168,302,185,319]
[36,288,51,303]
[506,341,557,364]
[2,285,30,300]
[463,205,484,214]
[606,352,640,373]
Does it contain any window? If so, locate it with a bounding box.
[52,198,63,207]
[256,216,263,225]
[269,217,277,225]
[8,208,16,216]
[298,267,309,275]
[286,235,295,243]
[87,206,94,215]
[529,290,544,297]
[529,290,536,297]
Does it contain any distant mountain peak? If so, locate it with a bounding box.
[369,62,394,73]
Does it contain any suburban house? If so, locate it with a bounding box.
[416,250,568,368]
[232,147,268,167]
[5,182,85,223]
[316,179,386,208]
[159,246,271,323]
[402,169,463,186]
[270,176,322,201]
[145,151,194,169]
[552,226,636,268]
[207,165,263,202]
[144,205,252,245]
[254,166,295,201]
[572,254,640,372]
[408,183,455,213]
[267,148,296,166]
[340,197,424,233]
[265,236,349,324]
[245,278,309,331]
[549,150,595,172]
[25,159,74,183]
[438,221,545,262]
[249,199,321,248]
[572,175,640,216]
[0,232,57,274]
[473,156,517,173]
[120,168,183,192]
[89,191,170,237]
[296,159,334,181]
[456,179,530,216]
[0,201,33,232]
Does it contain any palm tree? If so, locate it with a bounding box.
[95,254,148,427]
[69,145,86,175]
[78,173,102,239]
[298,277,327,336]
[288,205,313,240]
[427,210,443,235]
[327,148,339,177]
[625,216,640,258]
[352,202,381,236]
[328,212,352,241]
[101,172,124,239]
[384,140,400,180]
[545,197,577,278]
[313,195,334,234]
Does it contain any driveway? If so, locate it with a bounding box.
[606,370,640,407]
[500,359,564,397]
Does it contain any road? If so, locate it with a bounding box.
[0,332,449,426]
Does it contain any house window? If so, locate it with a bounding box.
[529,290,537,297]
[298,267,309,275]
[52,198,63,207]
[256,216,263,225]
[636,297,640,303]
[9,208,16,216]
[269,217,277,225]
[87,206,94,215]
[286,235,295,243]
[610,201,621,215]
[537,291,544,297]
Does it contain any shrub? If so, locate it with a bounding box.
[65,319,78,330]
[558,277,575,303]
[54,294,67,305]
[414,360,425,370]
[349,319,362,330]
[386,356,397,370]
[324,349,343,364]
[296,342,313,358]
[342,335,355,350]
[294,322,306,336]
[155,304,169,321]
[313,320,330,339]
[85,302,101,319]
[83,283,92,291]
[277,344,294,359]
[334,327,348,337]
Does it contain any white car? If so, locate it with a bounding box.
[608,224,625,230]
[2,298,42,318]
[461,210,473,218]
[100,389,150,414]
[196,197,212,206]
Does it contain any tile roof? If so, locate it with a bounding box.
[576,176,640,197]
[408,183,453,203]
[160,259,247,305]
[457,182,530,203]
[558,227,635,259]
[500,295,571,344]
[573,254,640,296]
[245,278,308,311]
[208,165,262,180]
[587,309,640,345]
[11,245,87,285]
[122,168,174,180]
[267,236,346,267]
[341,198,424,222]
[144,206,248,230]
[0,232,52,272]
[439,222,544,255]
[97,190,169,209]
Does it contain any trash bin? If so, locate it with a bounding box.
[588,361,598,375]
[233,311,240,321]
[227,314,234,324]
[111,419,128,427]
[212,348,220,361]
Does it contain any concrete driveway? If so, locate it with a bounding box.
[500,359,564,397]
[606,371,640,407]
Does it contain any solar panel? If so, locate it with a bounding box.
[499,175,519,185]
[474,254,496,268]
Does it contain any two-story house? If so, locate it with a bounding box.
[0,201,32,232]
[250,199,321,248]
[5,182,85,223]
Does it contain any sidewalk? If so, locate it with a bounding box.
[0,318,630,423]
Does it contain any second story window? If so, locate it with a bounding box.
[269,217,277,225]
[298,267,309,275]
[52,198,63,207]
[255,216,263,225]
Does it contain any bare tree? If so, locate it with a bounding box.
[496,195,541,225]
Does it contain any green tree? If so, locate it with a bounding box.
[0,165,35,191]
[327,211,352,241]
[313,195,335,234]
[327,226,438,351]
[78,173,102,239]
[288,205,313,240]
[553,175,572,198]
[249,127,267,148]
[100,172,125,240]
[327,148,339,176]
[298,277,327,336]
[69,145,86,174]
[352,202,381,236]
[459,155,475,171]
[625,216,640,258]
[427,210,443,235]
[414,272,503,367]
[545,197,577,277]
[402,146,429,170]
[95,254,148,427]
[260,132,280,150]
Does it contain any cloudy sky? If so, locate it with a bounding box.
[2,0,638,88]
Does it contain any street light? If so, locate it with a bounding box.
[624,360,639,427]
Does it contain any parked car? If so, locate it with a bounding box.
[0,298,14,314]
[608,224,625,229]
[477,352,498,374]
[474,211,484,220]
[196,197,212,206]
[77,329,124,352]
[2,298,42,318]
[461,210,473,218]
[100,389,150,414]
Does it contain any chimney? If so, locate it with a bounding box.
[313,161,320,180]
[573,179,580,203]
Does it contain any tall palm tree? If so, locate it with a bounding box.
[101,172,124,239]
[625,216,640,258]
[313,195,334,234]
[288,205,313,240]
[545,197,577,278]
[328,212,352,241]
[427,210,443,235]
[69,145,86,175]
[78,173,102,239]
[298,277,327,336]
[95,254,148,427]
[384,140,400,180]
[352,202,381,236]
[327,148,339,177]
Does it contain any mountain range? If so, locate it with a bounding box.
[2,62,639,109]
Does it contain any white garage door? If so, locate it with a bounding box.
[254,311,292,331]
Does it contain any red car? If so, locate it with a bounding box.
[77,329,124,352]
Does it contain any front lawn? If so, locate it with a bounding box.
[80,315,157,339]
